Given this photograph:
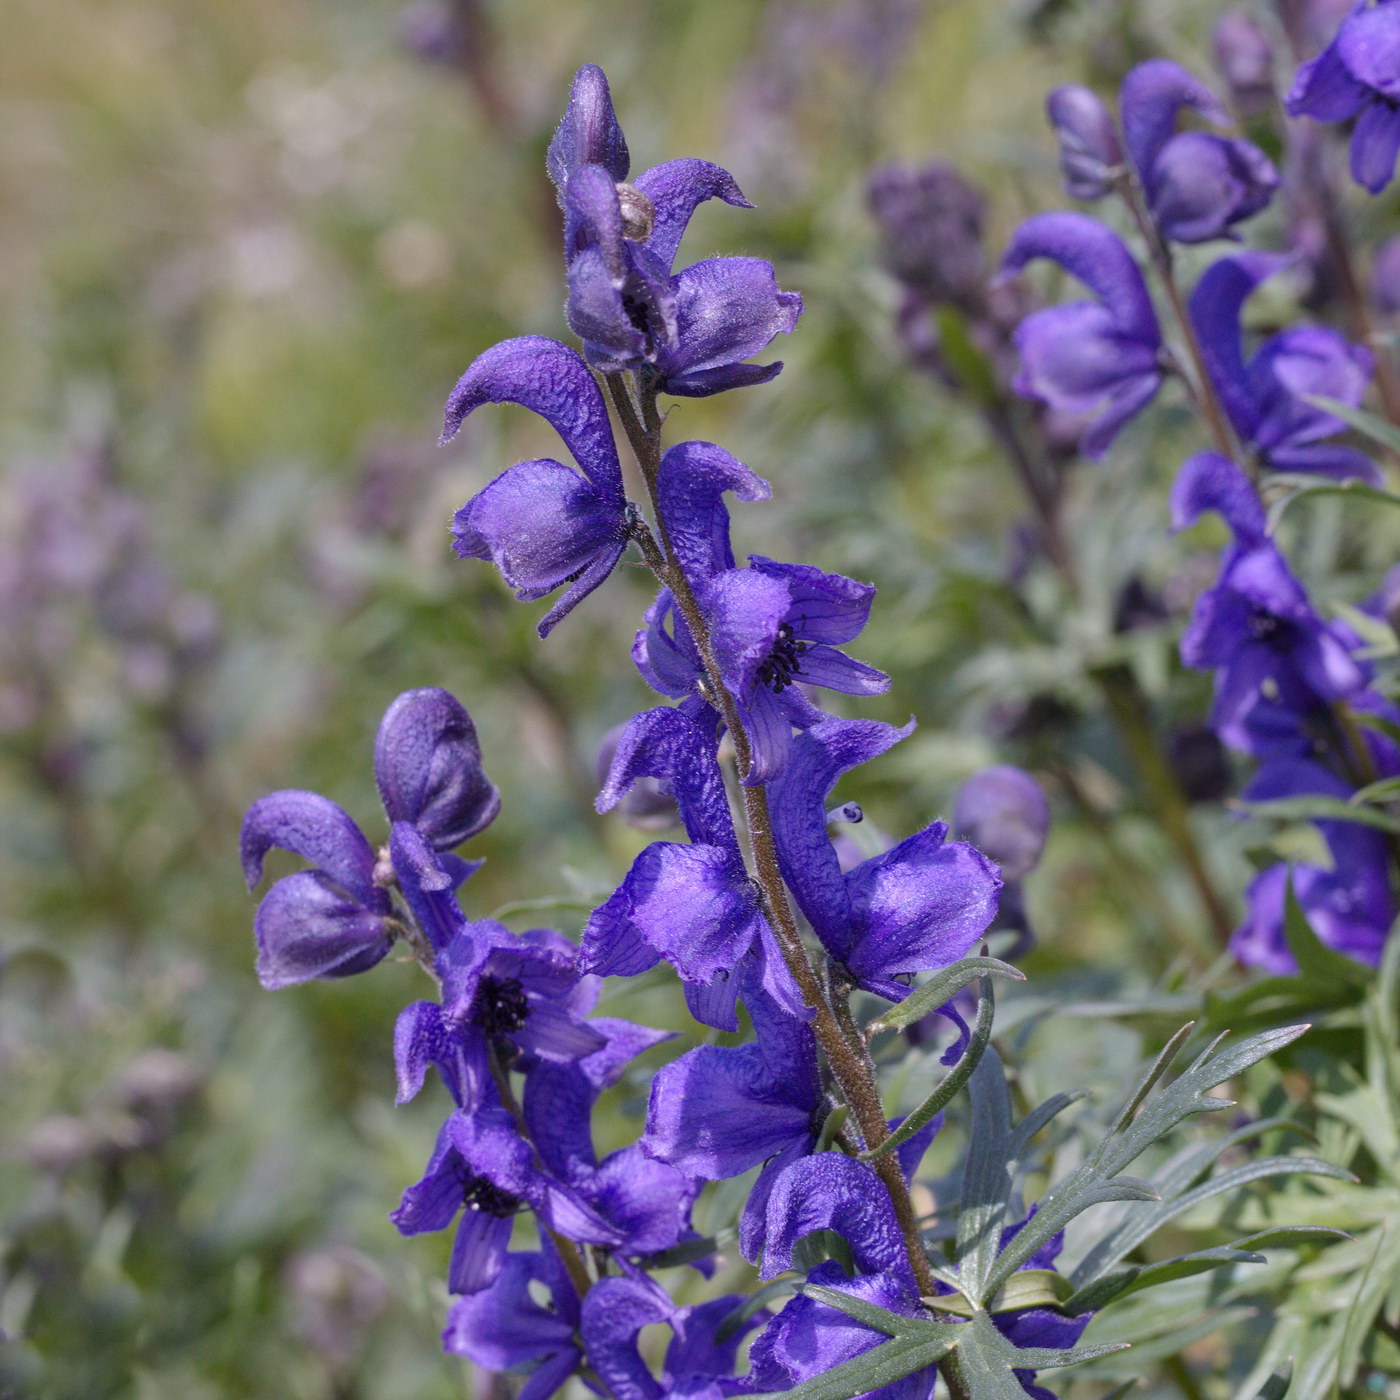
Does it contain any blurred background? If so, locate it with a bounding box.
[4,0,1394,1396]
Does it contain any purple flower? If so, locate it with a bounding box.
[443,336,630,636]
[581,706,806,1029]
[642,984,825,1258]
[632,441,888,782]
[240,689,495,988]
[443,1246,583,1399]
[1121,59,1278,243]
[1287,0,1400,193]
[390,1104,621,1295]
[1232,759,1395,971]
[548,65,802,395]
[999,212,1164,459]
[953,766,1050,882]
[1191,252,1377,481]
[1045,86,1124,200]
[867,163,988,310]
[1173,452,1368,756]
[1213,9,1278,114]
[770,718,1001,1003]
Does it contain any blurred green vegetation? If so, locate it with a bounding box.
[4,0,1400,1396]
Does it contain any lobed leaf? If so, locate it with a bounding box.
[864,957,1023,1037]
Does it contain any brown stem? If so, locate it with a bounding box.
[982,401,1077,586]
[1113,171,1244,472]
[603,371,941,1301]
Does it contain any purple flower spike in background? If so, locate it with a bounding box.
[1120,58,1278,243]
[443,335,630,635]
[547,63,803,395]
[1190,252,1377,480]
[999,211,1164,458]
[1213,9,1278,115]
[1288,0,1400,193]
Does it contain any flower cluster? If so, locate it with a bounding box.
[979,33,1399,973]
[239,64,1148,1400]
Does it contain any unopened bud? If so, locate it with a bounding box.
[1045,86,1123,200]
[615,183,656,241]
[1212,10,1275,114]
[953,765,1050,881]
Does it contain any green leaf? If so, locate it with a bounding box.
[800,1285,910,1338]
[954,1046,1016,1302]
[864,957,1024,1037]
[1108,1021,1196,1137]
[1007,1089,1091,1161]
[1236,794,1400,834]
[1254,1361,1293,1400]
[749,1333,952,1400]
[933,307,1002,408]
[1283,874,1372,990]
[1063,1245,1266,1313]
[985,1025,1309,1299]
[863,977,995,1162]
[1230,1226,1351,1251]
[952,1311,1129,1399]
[1350,775,1400,805]
[1304,395,1400,456]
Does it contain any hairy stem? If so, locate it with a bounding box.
[603,370,941,1301]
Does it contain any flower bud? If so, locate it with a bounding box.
[1212,10,1276,114]
[1045,85,1123,200]
[953,765,1049,881]
[867,162,988,309]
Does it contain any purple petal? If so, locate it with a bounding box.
[1046,85,1123,200]
[656,257,803,398]
[1351,97,1400,193]
[563,162,626,272]
[584,841,765,988]
[683,975,742,1033]
[389,821,474,951]
[663,360,789,397]
[564,244,649,369]
[579,1277,676,1400]
[769,718,915,958]
[373,688,499,849]
[588,1145,698,1255]
[791,645,891,696]
[634,157,752,271]
[1170,451,1266,540]
[1286,31,1368,121]
[391,1121,466,1235]
[448,1208,514,1295]
[735,683,798,786]
[240,790,377,904]
[1001,211,1160,345]
[703,567,792,695]
[442,1252,578,1369]
[657,441,771,581]
[760,1154,911,1282]
[393,999,446,1104]
[844,824,1001,987]
[546,64,629,192]
[1120,58,1231,183]
[253,871,393,989]
[1148,131,1277,243]
[1250,324,1374,449]
[451,458,627,632]
[440,337,623,505]
[1337,4,1400,98]
[1267,442,1381,482]
[642,1042,818,1180]
[1079,370,1165,460]
[595,706,734,851]
[748,556,877,645]
[953,766,1050,881]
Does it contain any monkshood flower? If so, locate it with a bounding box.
[1232,759,1395,971]
[443,336,629,636]
[1120,59,1278,243]
[632,442,889,782]
[1172,453,1368,756]
[770,718,1001,1004]
[1046,86,1124,200]
[547,64,802,394]
[1214,9,1278,115]
[1190,251,1378,480]
[240,688,497,988]
[642,983,826,1257]
[1287,0,1400,193]
[999,212,1164,459]
[523,1018,700,1263]
[582,705,805,1028]
[393,836,604,1109]
[954,765,1050,958]
[390,1100,622,1295]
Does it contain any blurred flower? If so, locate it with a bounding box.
[1213,9,1278,114]
[285,1246,389,1372]
[1372,234,1400,312]
[1287,0,1400,193]
[867,162,988,311]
